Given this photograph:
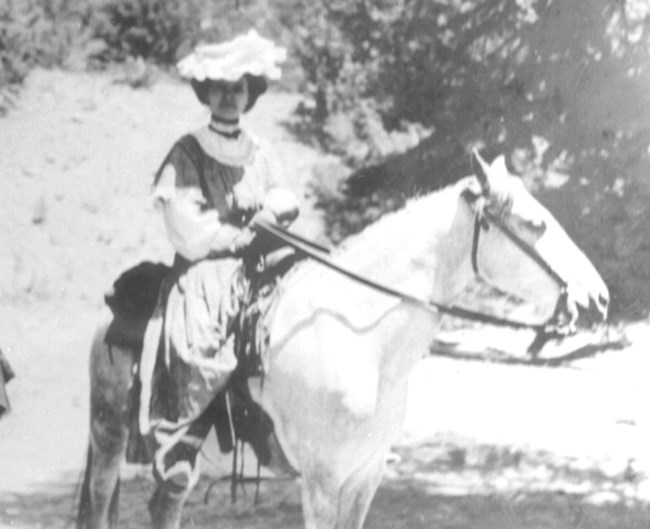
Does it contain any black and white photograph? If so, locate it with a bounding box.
[0,1,649,527]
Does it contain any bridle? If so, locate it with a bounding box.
[465,190,566,290]
[461,188,573,353]
[254,185,575,355]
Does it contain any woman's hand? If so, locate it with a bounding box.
[249,208,277,230]
[262,188,299,226]
[229,227,256,255]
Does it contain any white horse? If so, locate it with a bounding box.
[77,151,608,529]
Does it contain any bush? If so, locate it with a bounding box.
[0,0,90,86]
[288,2,650,167]
[87,0,296,67]
[284,0,540,163]
[287,0,650,319]
[0,0,299,95]
[87,0,198,64]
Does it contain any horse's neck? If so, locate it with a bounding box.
[334,183,475,302]
[265,184,477,412]
[279,182,476,347]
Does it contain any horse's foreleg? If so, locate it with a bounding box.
[299,462,342,529]
[300,451,385,529]
[335,451,386,529]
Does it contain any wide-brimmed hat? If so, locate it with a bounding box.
[177,30,286,111]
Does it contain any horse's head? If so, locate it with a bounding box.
[461,149,609,334]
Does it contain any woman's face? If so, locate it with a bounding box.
[208,77,249,120]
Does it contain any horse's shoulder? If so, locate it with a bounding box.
[271,266,401,335]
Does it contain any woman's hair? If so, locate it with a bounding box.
[190,74,268,112]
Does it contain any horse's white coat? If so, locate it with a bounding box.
[79,153,609,529]
[246,166,608,528]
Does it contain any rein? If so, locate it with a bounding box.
[254,207,568,341]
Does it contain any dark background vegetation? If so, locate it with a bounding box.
[2,0,649,320]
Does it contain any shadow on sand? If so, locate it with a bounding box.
[2,443,649,529]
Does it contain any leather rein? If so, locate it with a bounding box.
[254,190,572,354]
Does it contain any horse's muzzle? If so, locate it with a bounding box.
[573,289,609,330]
[528,288,609,356]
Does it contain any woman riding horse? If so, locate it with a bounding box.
[79,149,609,529]
[141,30,299,528]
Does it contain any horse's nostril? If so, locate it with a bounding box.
[598,293,609,309]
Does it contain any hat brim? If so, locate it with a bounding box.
[190,74,268,112]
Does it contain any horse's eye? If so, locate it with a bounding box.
[521,218,547,236]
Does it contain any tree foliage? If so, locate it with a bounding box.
[0,0,291,76]
[286,1,650,167]
[0,0,89,85]
[2,0,650,317]
[285,0,650,317]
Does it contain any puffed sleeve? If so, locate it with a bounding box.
[153,140,246,261]
[256,140,300,224]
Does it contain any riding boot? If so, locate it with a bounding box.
[148,486,186,529]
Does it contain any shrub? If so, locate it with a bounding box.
[0,0,298,94]
[87,0,295,67]
[87,0,197,64]
[287,0,650,319]
[0,0,88,84]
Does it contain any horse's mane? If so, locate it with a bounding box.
[333,176,473,265]
[283,177,475,287]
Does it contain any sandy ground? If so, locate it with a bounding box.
[1,68,650,528]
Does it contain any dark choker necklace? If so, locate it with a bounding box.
[209,124,241,139]
[209,115,241,139]
[211,115,239,126]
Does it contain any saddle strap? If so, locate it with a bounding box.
[138,284,168,436]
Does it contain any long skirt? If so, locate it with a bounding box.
[139,257,246,494]
[152,257,242,425]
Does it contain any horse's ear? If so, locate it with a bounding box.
[471,148,491,193]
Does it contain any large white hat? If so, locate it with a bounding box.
[177,30,287,82]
